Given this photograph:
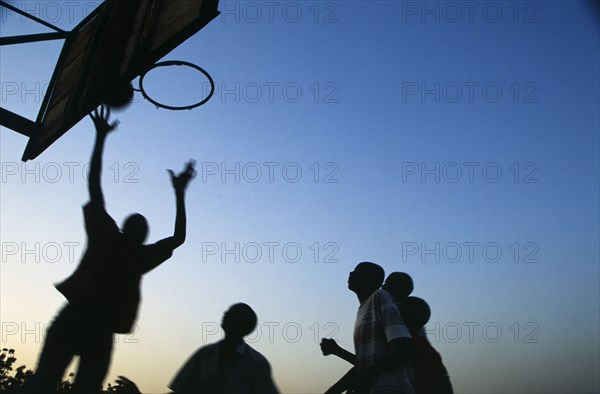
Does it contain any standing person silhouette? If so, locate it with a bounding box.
[398,297,453,394]
[27,105,196,394]
[322,263,416,394]
[321,271,418,393]
[321,272,415,359]
[115,303,280,394]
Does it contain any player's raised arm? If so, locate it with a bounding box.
[165,160,196,248]
[135,160,195,274]
[88,105,118,207]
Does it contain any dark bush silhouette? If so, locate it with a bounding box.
[0,348,130,393]
[1,348,33,392]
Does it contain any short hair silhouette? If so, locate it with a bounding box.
[352,261,385,290]
[399,296,431,332]
[382,272,414,302]
[221,303,258,338]
[122,213,148,244]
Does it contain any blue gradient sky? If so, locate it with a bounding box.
[1,1,599,393]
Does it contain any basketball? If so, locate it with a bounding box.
[104,81,134,109]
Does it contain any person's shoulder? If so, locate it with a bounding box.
[373,288,396,304]
[245,344,271,366]
[143,238,176,253]
[170,344,218,392]
[197,342,218,354]
[365,288,386,301]
[375,288,392,298]
[83,201,112,219]
[359,289,385,310]
[181,343,217,365]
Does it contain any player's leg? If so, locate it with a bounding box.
[71,326,113,394]
[25,305,79,393]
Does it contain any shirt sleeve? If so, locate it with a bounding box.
[169,350,202,394]
[138,238,174,273]
[376,290,411,342]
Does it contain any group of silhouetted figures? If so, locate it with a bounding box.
[19,106,453,394]
[319,266,453,394]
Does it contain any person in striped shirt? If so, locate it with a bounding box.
[323,262,416,394]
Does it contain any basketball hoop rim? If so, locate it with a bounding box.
[138,60,215,110]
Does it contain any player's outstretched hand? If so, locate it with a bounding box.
[90,104,119,136]
[114,376,142,394]
[168,159,196,193]
[320,338,340,356]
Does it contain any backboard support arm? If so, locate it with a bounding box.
[0,32,68,46]
[0,108,39,137]
[0,1,66,34]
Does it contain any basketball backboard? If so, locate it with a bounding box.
[0,0,220,161]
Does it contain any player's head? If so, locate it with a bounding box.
[382,272,414,302]
[221,303,258,339]
[122,213,148,244]
[399,296,431,334]
[348,262,385,294]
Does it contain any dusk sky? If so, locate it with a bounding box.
[1,1,599,393]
